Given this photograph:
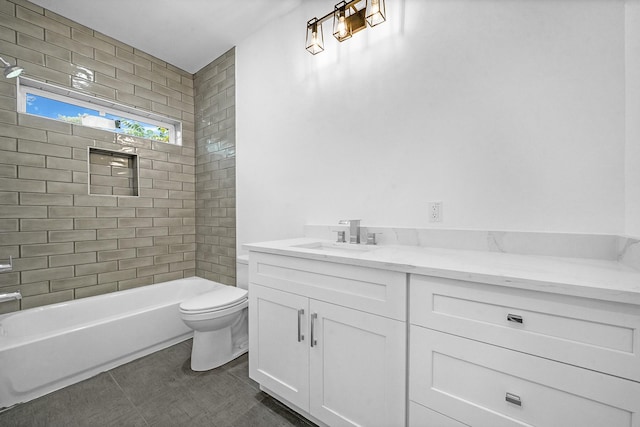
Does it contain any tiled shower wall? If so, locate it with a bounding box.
[0,0,198,314]
[194,49,236,285]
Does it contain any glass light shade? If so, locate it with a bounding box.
[333,2,352,42]
[366,0,386,27]
[305,19,324,55]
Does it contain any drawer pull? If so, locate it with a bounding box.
[507,313,523,324]
[297,309,304,342]
[506,392,522,406]
[310,313,318,347]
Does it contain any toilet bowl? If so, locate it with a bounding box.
[179,284,248,371]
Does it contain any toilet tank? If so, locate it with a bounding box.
[236,255,249,290]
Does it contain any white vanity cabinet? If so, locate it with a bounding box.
[408,274,640,427]
[248,252,407,427]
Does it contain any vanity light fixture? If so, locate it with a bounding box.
[305,18,325,55]
[0,56,23,79]
[306,0,386,54]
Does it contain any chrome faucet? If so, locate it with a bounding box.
[338,219,361,244]
[0,290,21,303]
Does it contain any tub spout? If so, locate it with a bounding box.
[0,290,21,303]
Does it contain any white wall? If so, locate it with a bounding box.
[237,0,628,250]
[626,0,640,237]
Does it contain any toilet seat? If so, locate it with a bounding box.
[179,286,248,315]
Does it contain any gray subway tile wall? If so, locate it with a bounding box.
[0,0,236,314]
[194,48,236,286]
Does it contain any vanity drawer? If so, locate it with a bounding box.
[250,252,406,320]
[409,401,468,427]
[410,327,640,427]
[410,274,640,381]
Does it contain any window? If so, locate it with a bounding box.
[17,77,182,145]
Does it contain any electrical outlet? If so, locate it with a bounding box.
[428,201,442,222]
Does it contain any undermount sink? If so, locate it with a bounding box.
[291,241,377,254]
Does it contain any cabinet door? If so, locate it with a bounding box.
[249,284,309,411]
[309,300,406,427]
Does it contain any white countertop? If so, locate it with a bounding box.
[244,238,640,305]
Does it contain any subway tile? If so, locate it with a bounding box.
[115,91,151,110]
[117,237,153,249]
[0,191,18,205]
[135,207,168,217]
[22,266,74,284]
[21,242,74,257]
[49,206,96,218]
[169,225,196,235]
[97,207,135,217]
[98,268,136,284]
[16,59,71,86]
[0,231,46,245]
[152,160,182,173]
[47,132,94,149]
[117,276,153,291]
[97,248,136,262]
[95,72,133,93]
[49,251,96,267]
[73,194,118,207]
[151,82,181,101]
[0,272,19,287]
[118,256,153,270]
[134,63,165,85]
[47,181,88,194]
[0,205,47,218]
[169,243,196,253]
[74,218,117,229]
[0,151,45,167]
[19,165,71,182]
[50,274,98,292]
[72,124,116,143]
[151,102,181,120]
[75,281,118,299]
[20,219,73,231]
[18,139,72,158]
[117,197,153,208]
[153,198,182,208]
[0,164,16,178]
[0,137,17,152]
[20,193,73,206]
[152,179,182,191]
[117,217,152,228]
[0,32,45,62]
[139,168,168,180]
[72,77,116,100]
[47,156,87,171]
[0,109,17,125]
[0,219,18,232]
[21,289,73,309]
[169,208,195,218]
[48,229,96,242]
[135,227,168,238]
[75,260,117,276]
[75,239,118,253]
[9,280,48,297]
[10,256,47,272]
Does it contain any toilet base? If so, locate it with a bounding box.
[190,327,249,371]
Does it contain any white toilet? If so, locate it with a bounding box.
[179,257,250,371]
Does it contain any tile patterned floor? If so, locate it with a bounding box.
[0,340,316,427]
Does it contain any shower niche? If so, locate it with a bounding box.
[88,147,139,197]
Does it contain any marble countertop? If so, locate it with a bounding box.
[244,238,640,305]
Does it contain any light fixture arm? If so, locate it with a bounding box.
[0,56,11,67]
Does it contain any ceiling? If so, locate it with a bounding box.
[29,0,302,74]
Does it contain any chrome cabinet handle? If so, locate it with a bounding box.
[507,313,523,324]
[310,313,318,347]
[297,309,304,342]
[506,392,522,406]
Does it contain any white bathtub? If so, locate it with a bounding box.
[0,277,223,409]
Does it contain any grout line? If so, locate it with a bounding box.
[108,371,150,426]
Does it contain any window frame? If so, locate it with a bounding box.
[17,77,182,146]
